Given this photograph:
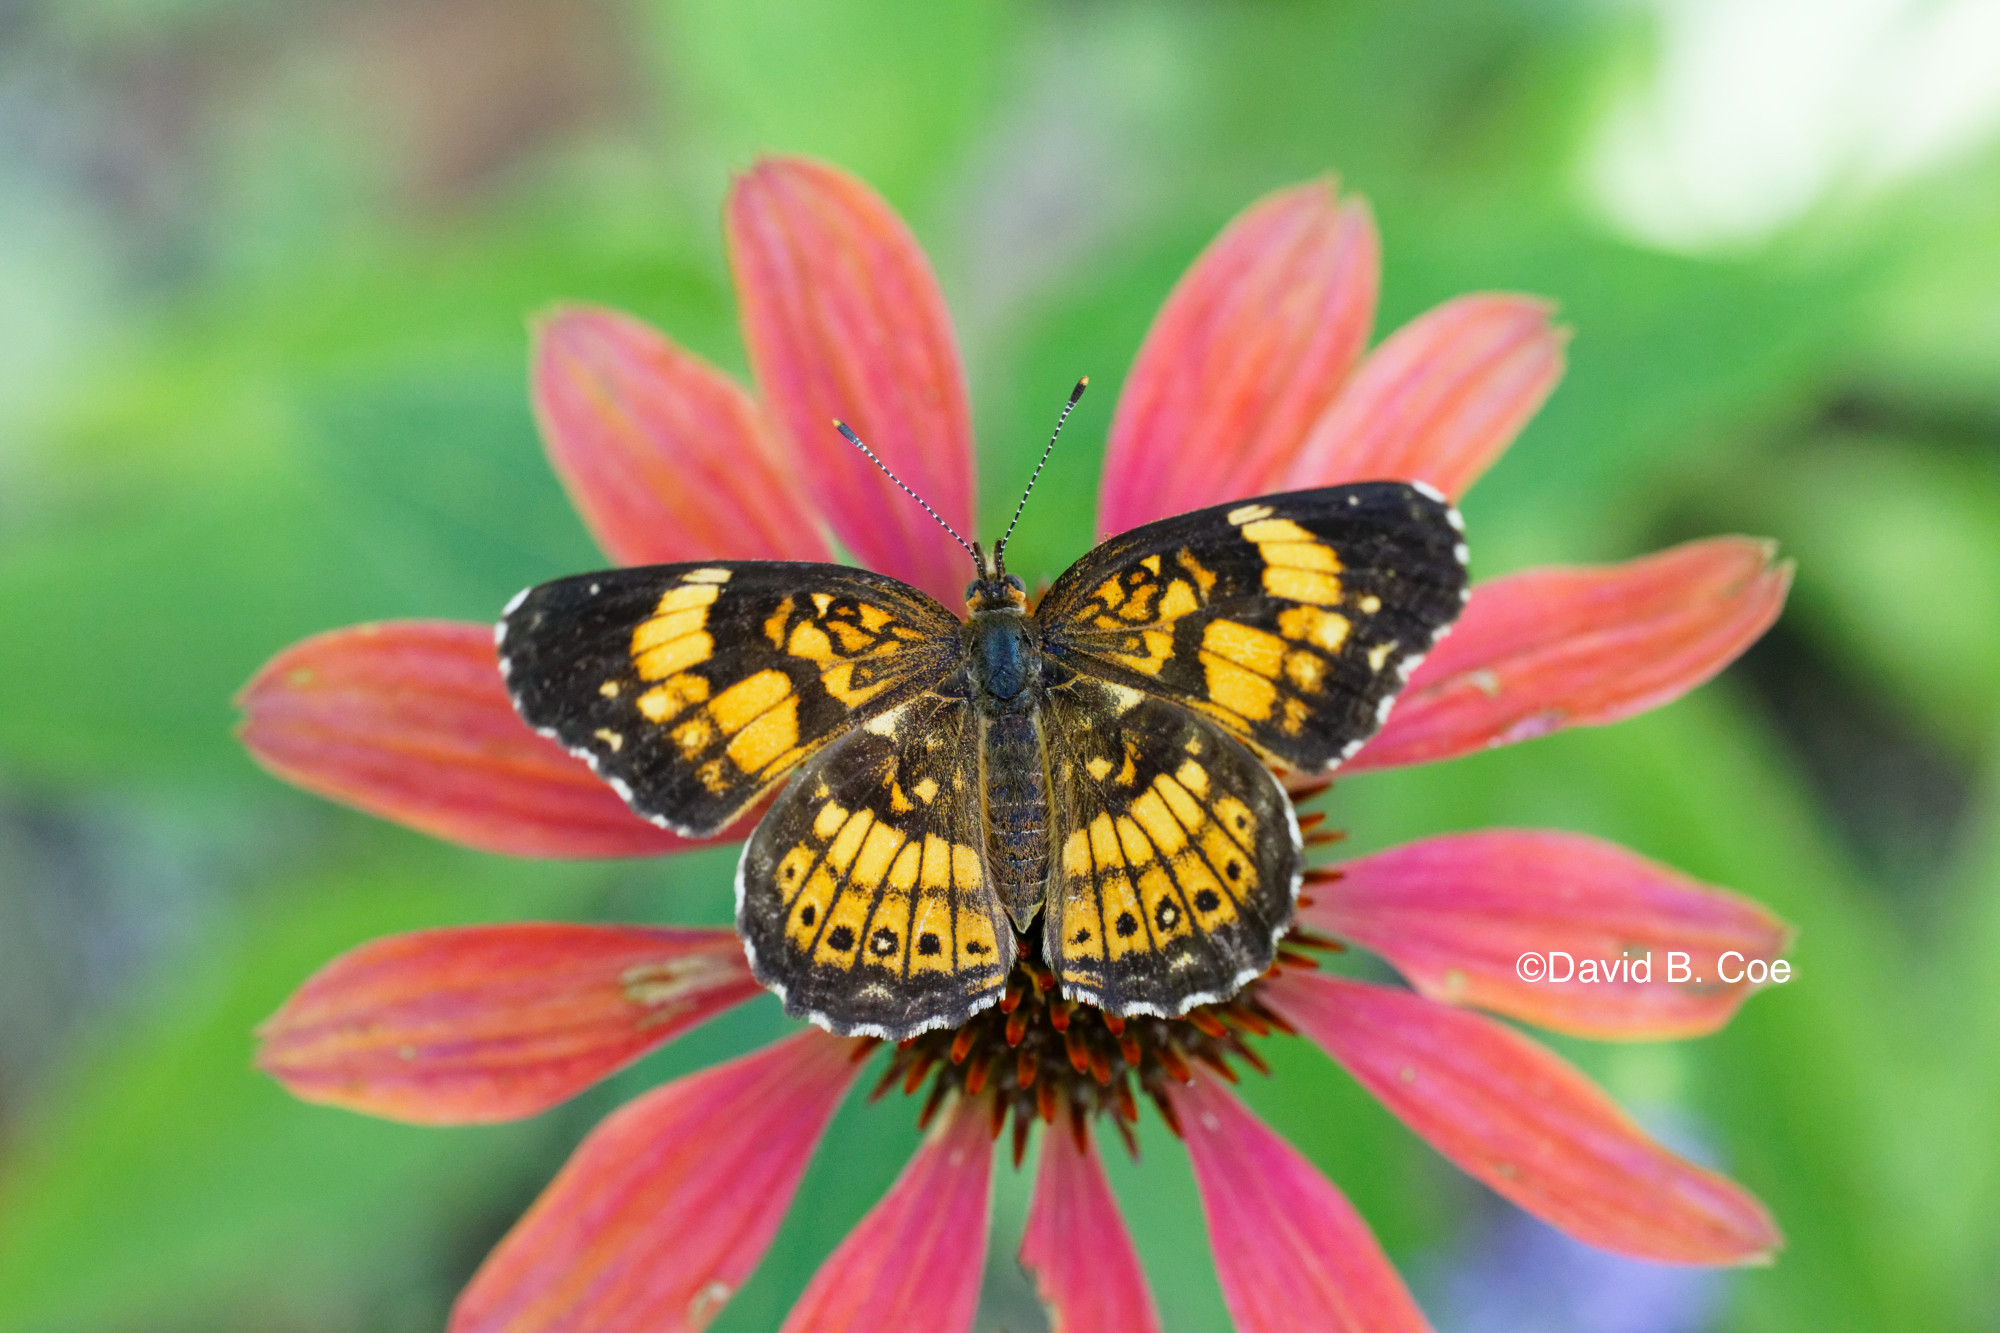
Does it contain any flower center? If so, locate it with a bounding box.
[865,910,1343,1165]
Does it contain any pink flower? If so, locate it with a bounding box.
[241,157,1792,1332]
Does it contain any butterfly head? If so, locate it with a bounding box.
[965,542,1028,612]
[836,376,1086,618]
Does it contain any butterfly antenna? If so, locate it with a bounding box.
[994,376,1087,575]
[834,420,982,572]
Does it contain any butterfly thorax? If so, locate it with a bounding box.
[963,588,1055,934]
[965,605,1039,705]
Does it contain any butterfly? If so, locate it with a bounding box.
[497,386,1469,1040]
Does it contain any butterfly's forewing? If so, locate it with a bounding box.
[1040,680,1300,1014]
[499,562,962,837]
[1036,483,1469,771]
[737,689,1014,1037]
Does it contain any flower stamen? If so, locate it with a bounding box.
[871,925,1346,1160]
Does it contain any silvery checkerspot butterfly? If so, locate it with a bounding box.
[498,390,1469,1040]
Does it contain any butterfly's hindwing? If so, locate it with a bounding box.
[1040,680,1301,1015]
[736,689,1014,1037]
[499,562,962,836]
[1036,483,1469,771]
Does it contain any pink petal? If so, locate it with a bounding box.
[728,157,977,605]
[779,1094,993,1333]
[1098,181,1379,536]
[1303,831,1793,1039]
[452,1030,865,1333]
[1264,971,1782,1265]
[533,306,831,566]
[1281,294,1565,500]
[1020,1129,1163,1333]
[1348,538,1792,774]
[1168,1075,1433,1333]
[237,621,730,858]
[257,925,761,1124]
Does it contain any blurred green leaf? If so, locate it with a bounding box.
[655,0,1019,208]
[0,220,741,784]
[1699,437,2000,752]
[0,847,600,1333]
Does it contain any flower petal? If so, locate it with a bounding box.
[257,924,761,1123]
[1099,181,1378,536]
[1019,1128,1163,1333]
[1167,1075,1433,1333]
[728,157,976,604]
[1347,538,1791,774]
[779,1094,992,1333]
[533,306,831,566]
[1303,831,1793,1039]
[452,1030,864,1333]
[1281,294,1564,499]
[1263,971,1782,1265]
[237,621,724,858]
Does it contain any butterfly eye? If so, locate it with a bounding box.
[1003,574,1026,594]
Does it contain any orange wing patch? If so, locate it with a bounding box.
[769,591,938,708]
[501,559,964,839]
[779,804,1003,978]
[1042,688,1299,1018]
[625,575,809,793]
[1038,484,1470,773]
[1049,758,1258,973]
[1236,513,1345,606]
[1069,548,1214,679]
[736,693,1013,1039]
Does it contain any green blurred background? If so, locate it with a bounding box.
[3,1,1998,1329]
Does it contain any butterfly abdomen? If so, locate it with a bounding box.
[980,709,1050,933]
[966,609,1052,933]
